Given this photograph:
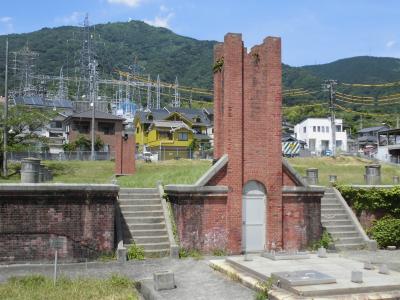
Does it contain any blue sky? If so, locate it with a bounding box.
[1,0,399,66]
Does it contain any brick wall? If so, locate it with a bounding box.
[282,190,322,250]
[115,132,135,175]
[169,193,228,252]
[0,185,117,263]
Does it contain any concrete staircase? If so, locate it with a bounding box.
[321,188,365,250]
[118,188,170,257]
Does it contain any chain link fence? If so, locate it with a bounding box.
[7,151,115,161]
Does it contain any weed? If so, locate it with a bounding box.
[212,249,227,256]
[255,277,276,300]
[179,248,203,260]
[127,243,145,260]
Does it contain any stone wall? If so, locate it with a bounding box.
[0,184,118,264]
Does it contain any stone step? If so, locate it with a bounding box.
[324,225,356,232]
[335,243,365,251]
[321,203,343,209]
[124,244,169,258]
[136,242,171,251]
[321,208,346,215]
[126,235,169,244]
[329,231,361,238]
[119,204,162,212]
[119,193,160,200]
[120,188,158,193]
[119,199,161,205]
[124,216,165,224]
[322,220,352,226]
[129,229,168,237]
[321,197,340,203]
[335,237,364,244]
[321,214,349,221]
[121,210,164,218]
[128,223,166,231]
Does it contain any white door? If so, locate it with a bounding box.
[242,181,266,252]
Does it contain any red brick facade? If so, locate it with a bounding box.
[166,33,323,254]
[0,187,117,263]
[115,132,136,175]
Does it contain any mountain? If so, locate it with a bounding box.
[0,21,400,104]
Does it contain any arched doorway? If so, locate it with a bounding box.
[242,181,266,252]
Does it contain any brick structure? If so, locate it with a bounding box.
[0,184,118,263]
[165,33,324,254]
[115,130,135,175]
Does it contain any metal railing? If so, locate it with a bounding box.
[7,151,115,161]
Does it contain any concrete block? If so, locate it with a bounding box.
[379,264,390,275]
[153,270,176,291]
[351,270,363,283]
[364,261,374,270]
[244,253,253,261]
[367,240,378,251]
[116,247,127,263]
[387,245,397,250]
[317,247,327,258]
[170,245,179,259]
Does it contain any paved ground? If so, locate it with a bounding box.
[341,250,400,272]
[0,257,255,300]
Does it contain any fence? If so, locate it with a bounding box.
[7,151,115,161]
[137,148,213,161]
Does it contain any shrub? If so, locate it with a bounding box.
[337,186,400,217]
[311,230,333,250]
[127,243,145,260]
[368,216,400,248]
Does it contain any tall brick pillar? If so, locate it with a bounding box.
[213,34,283,252]
[115,130,135,175]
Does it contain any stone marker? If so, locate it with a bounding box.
[306,168,318,185]
[153,270,176,291]
[364,261,374,270]
[351,270,363,283]
[364,164,381,185]
[116,247,127,263]
[21,157,41,183]
[328,175,337,185]
[317,247,327,258]
[379,264,390,274]
[387,245,396,250]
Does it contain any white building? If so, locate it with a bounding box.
[294,118,347,155]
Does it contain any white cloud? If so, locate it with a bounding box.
[386,40,396,48]
[54,12,84,25]
[107,0,142,7]
[0,16,14,34]
[0,17,12,23]
[144,6,174,29]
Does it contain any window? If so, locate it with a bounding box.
[313,126,316,132]
[49,132,63,137]
[178,132,188,141]
[322,126,325,133]
[336,125,342,132]
[98,122,115,135]
[73,121,90,134]
[303,127,306,133]
[50,121,62,128]
[159,131,173,140]
[317,126,321,132]
[336,140,343,149]
[136,127,139,134]
[326,126,329,133]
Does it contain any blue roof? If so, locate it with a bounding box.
[14,96,73,109]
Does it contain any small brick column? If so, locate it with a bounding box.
[115,130,135,175]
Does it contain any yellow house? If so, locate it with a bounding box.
[134,108,212,160]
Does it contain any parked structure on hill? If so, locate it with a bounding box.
[294,117,347,155]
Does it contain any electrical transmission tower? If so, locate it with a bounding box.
[78,13,94,100]
[155,74,161,109]
[56,66,68,100]
[173,76,180,107]
[146,74,152,109]
[12,43,39,97]
[323,79,338,157]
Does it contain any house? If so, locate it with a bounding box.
[134,107,213,159]
[357,125,389,154]
[64,110,124,153]
[376,128,400,162]
[294,117,347,155]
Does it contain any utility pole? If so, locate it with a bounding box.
[323,79,337,157]
[174,76,180,108]
[90,61,97,161]
[3,39,8,177]
[146,74,151,109]
[156,74,160,109]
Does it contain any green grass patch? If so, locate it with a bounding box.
[0,274,138,300]
[118,160,211,188]
[288,156,400,186]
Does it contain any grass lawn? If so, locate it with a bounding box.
[0,274,138,300]
[0,159,212,187]
[288,155,400,186]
